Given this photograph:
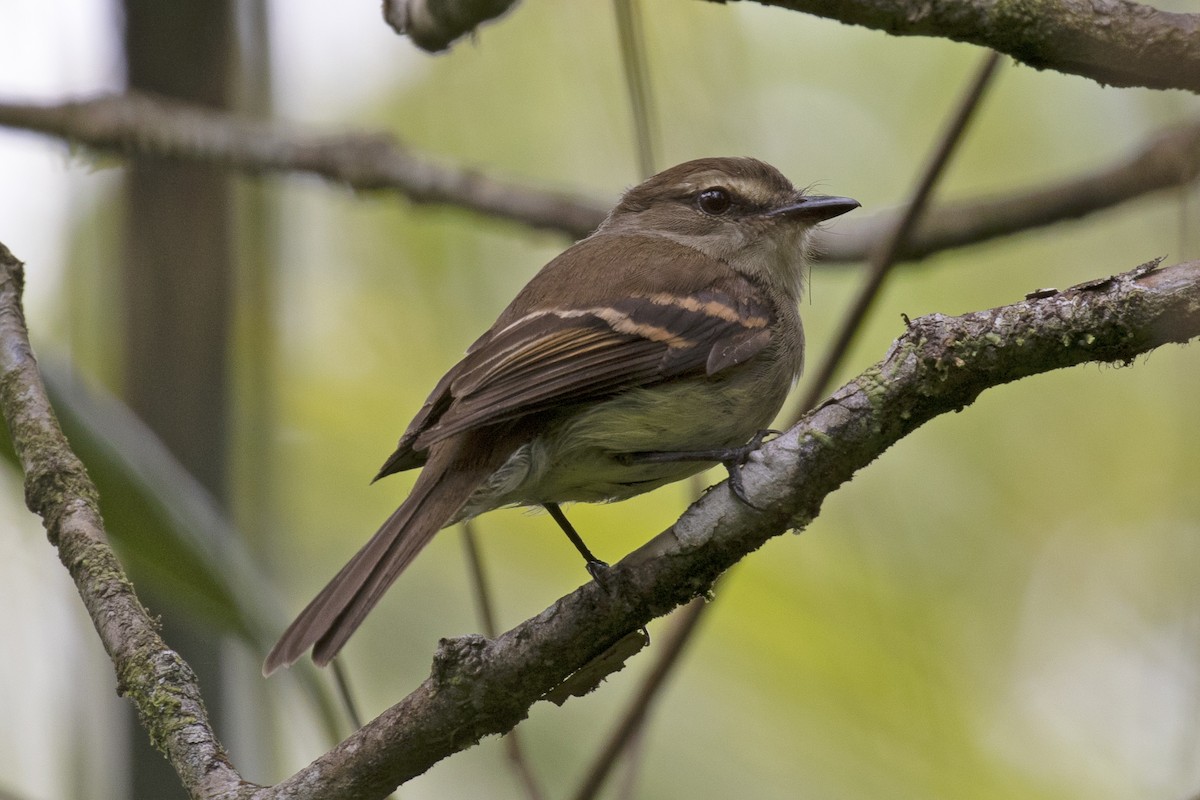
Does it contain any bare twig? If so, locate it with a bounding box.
[571,595,710,800]
[823,120,1200,264]
[256,257,1200,799]
[461,521,547,800]
[571,52,1003,798]
[799,51,1002,414]
[331,661,364,732]
[5,235,1198,798]
[461,520,501,636]
[716,0,1200,93]
[0,93,603,239]
[383,0,522,52]
[0,243,252,798]
[0,93,1197,259]
[613,0,659,178]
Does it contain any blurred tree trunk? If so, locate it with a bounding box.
[121,2,236,797]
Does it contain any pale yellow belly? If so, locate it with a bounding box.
[456,364,792,519]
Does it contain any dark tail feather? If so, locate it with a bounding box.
[263,442,491,675]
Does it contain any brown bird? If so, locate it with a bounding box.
[264,157,858,674]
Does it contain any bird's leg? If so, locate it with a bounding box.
[618,429,781,507]
[543,502,610,583]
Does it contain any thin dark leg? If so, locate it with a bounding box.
[544,502,610,582]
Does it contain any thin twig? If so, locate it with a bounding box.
[822,120,1200,264]
[461,520,500,636]
[262,256,1200,798]
[568,50,1003,800]
[0,93,604,239]
[461,521,547,800]
[615,723,646,800]
[331,660,365,731]
[798,50,1003,416]
[571,3,664,794]
[578,51,1003,800]
[613,0,659,178]
[571,594,711,800]
[0,94,1197,259]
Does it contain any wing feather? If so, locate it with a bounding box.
[378,237,782,474]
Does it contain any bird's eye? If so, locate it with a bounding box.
[696,188,732,216]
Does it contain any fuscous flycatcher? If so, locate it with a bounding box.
[264,156,858,674]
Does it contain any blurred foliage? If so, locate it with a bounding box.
[4,1,1200,799]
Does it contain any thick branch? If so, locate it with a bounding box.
[0,93,1196,261]
[379,0,1200,92]
[260,258,1200,799]
[4,227,1198,798]
[0,244,250,800]
[728,0,1200,93]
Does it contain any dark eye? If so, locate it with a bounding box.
[696,188,732,216]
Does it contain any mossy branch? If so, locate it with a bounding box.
[0,243,252,800]
[729,0,1200,93]
[262,258,1200,799]
[3,235,1198,799]
[381,0,1200,93]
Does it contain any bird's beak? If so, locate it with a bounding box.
[766,195,860,222]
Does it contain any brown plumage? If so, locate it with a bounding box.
[264,157,858,674]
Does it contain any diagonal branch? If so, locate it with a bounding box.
[723,0,1200,93]
[1,93,1197,261]
[824,120,1200,264]
[4,248,1200,798]
[257,257,1200,799]
[0,243,253,799]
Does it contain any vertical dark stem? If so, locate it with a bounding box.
[797,50,1004,415]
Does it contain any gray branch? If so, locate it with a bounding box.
[257,257,1200,798]
[1,93,1197,265]
[0,243,253,800]
[4,244,1199,797]
[724,0,1200,93]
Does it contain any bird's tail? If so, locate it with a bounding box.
[263,438,498,675]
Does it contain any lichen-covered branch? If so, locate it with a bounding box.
[0,94,1196,265]
[3,230,1198,798]
[726,0,1200,93]
[258,258,1200,799]
[378,0,1200,92]
[0,243,251,800]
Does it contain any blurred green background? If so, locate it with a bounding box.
[2,1,1200,799]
